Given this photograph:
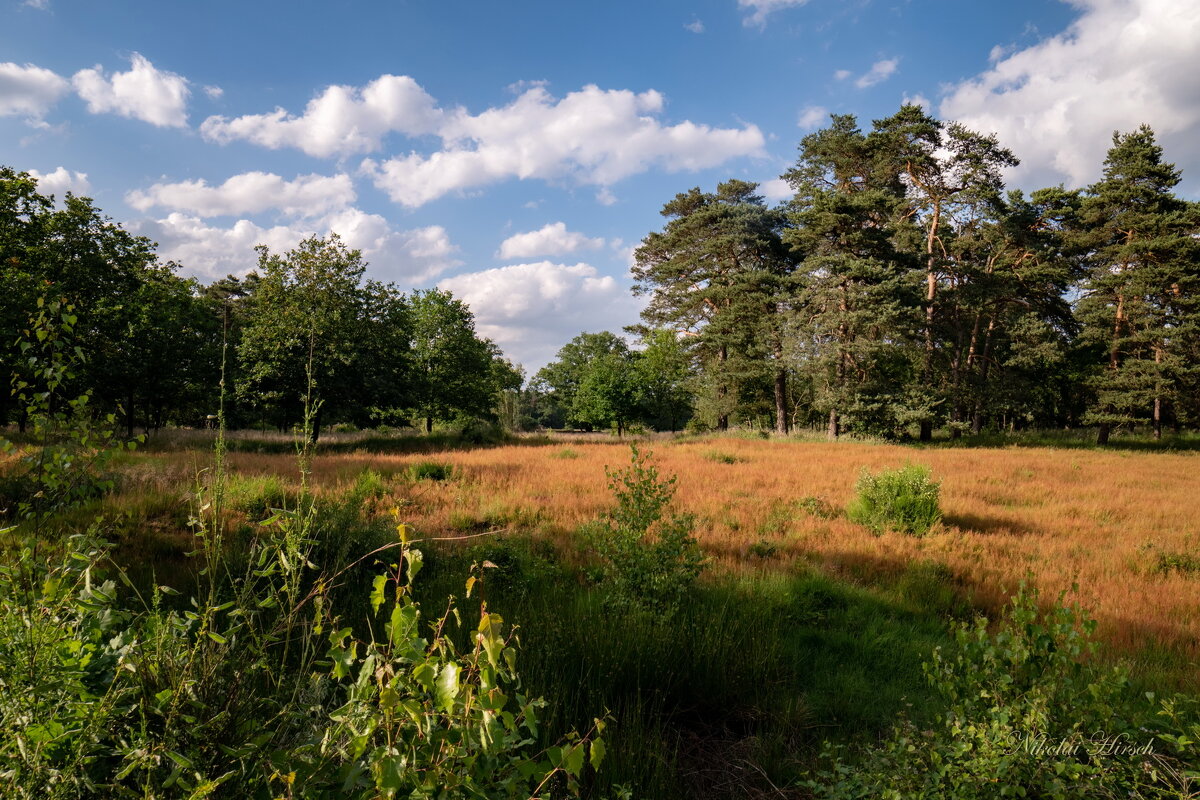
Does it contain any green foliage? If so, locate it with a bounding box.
[797,495,839,520]
[2,299,138,528]
[583,446,705,613]
[407,461,454,482]
[847,464,941,535]
[703,449,742,464]
[805,585,1198,799]
[1153,549,1200,577]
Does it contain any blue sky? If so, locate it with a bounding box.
[2,0,1197,371]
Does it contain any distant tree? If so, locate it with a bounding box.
[535,332,631,429]
[633,180,796,433]
[871,106,1019,440]
[408,288,499,433]
[783,113,920,439]
[633,329,693,431]
[237,235,376,440]
[1073,126,1200,443]
[572,350,640,437]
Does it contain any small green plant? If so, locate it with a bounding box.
[749,538,778,559]
[583,446,705,613]
[407,461,454,481]
[704,450,742,464]
[1154,549,1200,576]
[847,464,941,535]
[552,447,581,460]
[797,495,839,520]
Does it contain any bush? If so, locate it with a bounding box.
[847,464,941,535]
[583,445,705,613]
[407,461,454,481]
[805,584,1198,799]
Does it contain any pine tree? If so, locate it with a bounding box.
[1074,126,1200,443]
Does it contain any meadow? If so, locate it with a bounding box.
[16,428,1182,796]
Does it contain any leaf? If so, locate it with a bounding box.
[436,663,460,714]
[206,631,228,645]
[466,575,477,598]
[589,737,606,771]
[370,574,388,614]
[564,743,585,777]
[406,548,423,584]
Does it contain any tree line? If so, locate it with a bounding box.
[532,108,1200,442]
[0,168,518,440]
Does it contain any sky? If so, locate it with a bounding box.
[3,0,1198,372]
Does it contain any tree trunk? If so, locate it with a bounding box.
[1153,345,1163,440]
[1097,422,1111,446]
[716,343,729,431]
[425,416,433,434]
[919,201,941,444]
[126,391,136,439]
[971,318,996,435]
[827,409,839,441]
[310,406,323,444]
[773,368,788,436]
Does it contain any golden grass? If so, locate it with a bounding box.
[91,436,1200,674]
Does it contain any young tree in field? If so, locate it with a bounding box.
[633,180,796,433]
[783,114,920,439]
[408,288,499,433]
[1074,126,1200,443]
[237,235,377,440]
[871,106,1019,440]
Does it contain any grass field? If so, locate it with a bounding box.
[117,432,1200,681]
[7,429,1199,796]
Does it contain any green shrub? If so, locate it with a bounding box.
[407,461,454,481]
[847,464,941,535]
[797,495,839,520]
[805,584,1198,799]
[583,446,705,613]
[1154,549,1200,576]
[704,450,742,464]
[226,473,291,520]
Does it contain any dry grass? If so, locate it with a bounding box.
[97,435,1200,677]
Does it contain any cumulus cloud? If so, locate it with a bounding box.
[940,0,1200,192]
[72,53,189,127]
[28,167,90,198]
[738,0,810,27]
[497,222,605,260]
[200,74,442,157]
[833,69,852,81]
[437,261,644,371]
[126,171,355,218]
[203,85,223,100]
[0,62,68,119]
[797,105,828,130]
[131,210,459,286]
[759,178,793,202]
[361,83,765,207]
[685,19,705,33]
[854,58,898,89]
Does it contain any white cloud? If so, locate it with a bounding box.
[940,0,1200,192]
[27,167,90,198]
[0,62,68,119]
[362,83,765,207]
[22,0,49,9]
[126,171,355,218]
[72,53,190,127]
[738,0,809,27]
[596,187,618,206]
[833,69,852,81]
[437,261,644,370]
[902,92,931,112]
[854,58,898,89]
[498,222,605,260]
[759,177,793,202]
[200,74,442,157]
[685,19,705,33]
[131,210,459,285]
[797,105,828,130]
[203,85,223,100]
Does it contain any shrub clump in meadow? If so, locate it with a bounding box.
[847,464,941,535]
[407,460,454,481]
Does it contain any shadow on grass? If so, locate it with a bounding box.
[413,540,961,799]
[923,429,1200,453]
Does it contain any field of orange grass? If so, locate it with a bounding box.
[105,434,1200,682]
